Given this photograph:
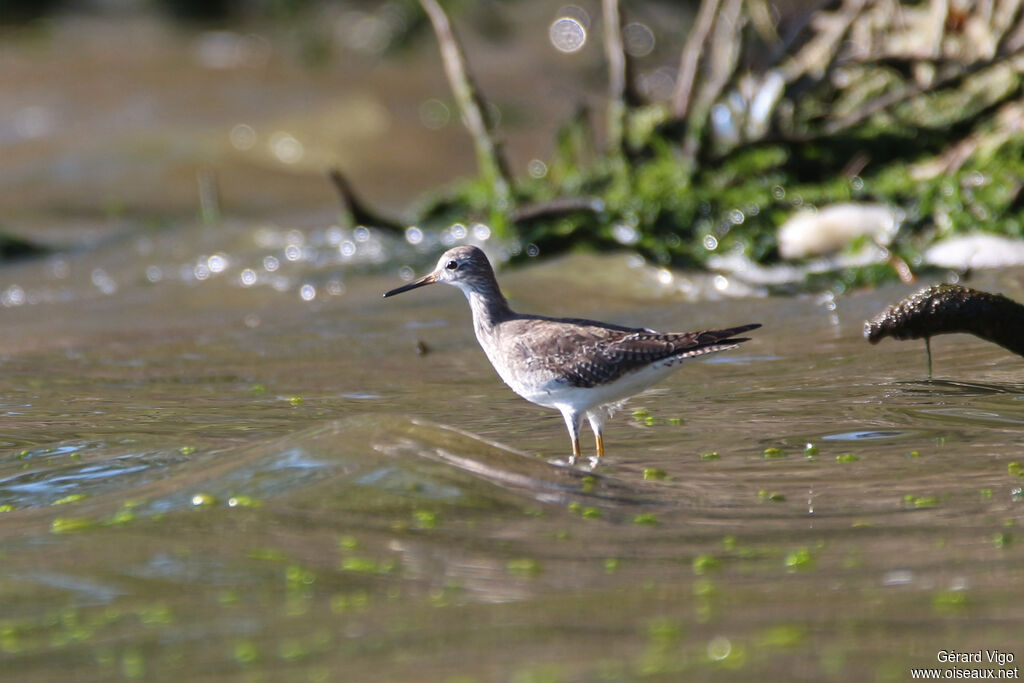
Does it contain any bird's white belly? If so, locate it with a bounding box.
[494,355,689,413]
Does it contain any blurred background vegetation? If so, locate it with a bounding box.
[4,0,1024,291]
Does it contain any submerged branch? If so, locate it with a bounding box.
[865,284,1024,358]
[327,168,405,234]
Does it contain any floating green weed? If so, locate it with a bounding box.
[340,557,393,574]
[217,589,240,605]
[106,507,135,525]
[581,475,596,493]
[692,554,722,575]
[699,451,720,460]
[758,490,786,502]
[287,396,304,406]
[121,648,144,679]
[932,590,967,614]
[643,468,667,481]
[138,604,173,625]
[993,532,1012,549]
[278,639,309,661]
[232,640,259,665]
[51,494,86,506]
[330,592,370,613]
[0,504,12,512]
[1009,462,1023,477]
[639,618,684,674]
[568,501,601,519]
[804,443,818,457]
[413,510,437,529]
[51,517,95,534]
[604,558,619,574]
[835,453,860,463]
[763,447,785,459]
[179,445,196,455]
[285,565,316,586]
[904,495,939,508]
[784,548,814,572]
[227,495,261,508]
[190,493,216,506]
[633,513,660,526]
[756,624,807,649]
[248,547,288,562]
[338,535,359,550]
[506,558,541,576]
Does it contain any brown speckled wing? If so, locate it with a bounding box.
[518,322,760,388]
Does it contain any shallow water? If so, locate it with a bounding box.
[0,216,1022,682]
[5,12,1024,683]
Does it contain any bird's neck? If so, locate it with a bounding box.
[460,281,513,336]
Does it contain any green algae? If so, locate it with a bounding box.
[51,493,87,506]
[506,558,542,577]
[905,495,940,508]
[642,468,667,481]
[413,510,438,529]
[692,554,722,575]
[50,517,95,534]
[784,548,815,572]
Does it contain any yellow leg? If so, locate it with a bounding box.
[595,432,605,458]
[571,436,582,463]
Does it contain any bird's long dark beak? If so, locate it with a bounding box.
[383,271,439,298]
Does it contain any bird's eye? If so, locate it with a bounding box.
[446,260,459,270]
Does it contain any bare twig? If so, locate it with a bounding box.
[671,0,722,121]
[781,0,868,82]
[992,0,1024,50]
[682,0,744,159]
[327,168,405,234]
[998,0,1024,53]
[196,166,220,226]
[602,0,627,153]
[815,48,1024,138]
[419,0,512,207]
[511,197,605,224]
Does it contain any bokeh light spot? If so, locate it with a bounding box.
[549,17,587,53]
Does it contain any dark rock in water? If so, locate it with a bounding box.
[864,284,1024,358]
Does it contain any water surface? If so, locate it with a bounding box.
[1,218,1022,682]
